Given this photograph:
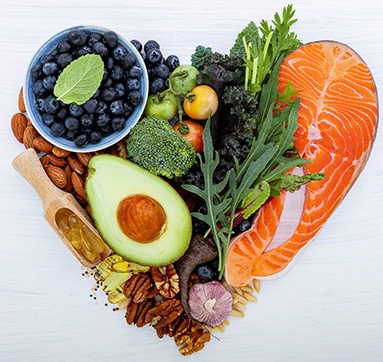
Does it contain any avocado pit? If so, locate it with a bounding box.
[117,194,166,243]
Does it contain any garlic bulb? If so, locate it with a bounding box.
[188,280,232,327]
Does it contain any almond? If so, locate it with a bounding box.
[67,154,84,175]
[33,136,53,154]
[11,112,28,143]
[52,146,71,158]
[23,125,39,150]
[45,164,67,189]
[76,152,94,167]
[46,153,67,168]
[40,154,50,167]
[72,171,87,204]
[64,164,73,193]
[18,87,26,113]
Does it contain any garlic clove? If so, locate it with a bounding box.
[188,280,232,327]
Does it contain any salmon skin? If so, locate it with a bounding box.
[226,41,378,285]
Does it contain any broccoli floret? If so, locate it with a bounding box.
[127,116,197,179]
[191,45,214,70]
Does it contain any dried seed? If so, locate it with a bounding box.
[241,285,254,294]
[233,287,244,296]
[230,291,248,305]
[253,279,261,293]
[52,146,71,158]
[230,309,244,318]
[46,153,67,168]
[243,292,258,303]
[11,112,28,143]
[33,136,53,154]
[233,302,247,312]
[44,164,67,189]
[76,152,94,167]
[22,125,39,150]
[18,87,26,112]
[67,154,84,175]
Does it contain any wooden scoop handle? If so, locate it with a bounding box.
[12,148,65,208]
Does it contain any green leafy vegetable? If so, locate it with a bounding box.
[230,4,302,95]
[270,172,326,196]
[183,62,313,278]
[53,54,104,105]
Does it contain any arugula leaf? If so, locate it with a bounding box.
[270,173,326,196]
[54,54,104,105]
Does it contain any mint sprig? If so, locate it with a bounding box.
[53,54,104,105]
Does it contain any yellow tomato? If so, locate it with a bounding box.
[183,85,218,120]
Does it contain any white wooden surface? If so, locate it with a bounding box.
[1,1,383,361]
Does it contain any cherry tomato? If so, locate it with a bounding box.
[183,85,219,120]
[173,120,204,153]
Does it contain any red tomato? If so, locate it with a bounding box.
[173,120,204,153]
[183,85,218,120]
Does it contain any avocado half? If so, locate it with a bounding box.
[85,154,192,266]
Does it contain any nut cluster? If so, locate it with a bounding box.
[122,264,211,355]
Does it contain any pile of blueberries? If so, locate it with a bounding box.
[30,28,180,147]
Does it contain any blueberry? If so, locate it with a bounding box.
[99,124,113,136]
[154,63,170,79]
[57,40,71,53]
[93,42,108,56]
[42,61,58,76]
[69,103,83,117]
[123,102,133,117]
[89,130,102,143]
[78,46,92,56]
[30,65,42,79]
[126,77,140,91]
[130,39,142,52]
[110,100,124,115]
[40,53,55,65]
[57,53,73,68]
[114,82,126,98]
[83,98,98,114]
[42,75,57,90]
[74,133,88,147]
[127,90,142,105]
[64,116,80,131]
[96,101,108,114]
[96,113,111,127]
[88,32,102,47]
[165,55,180,72]
[144,40,160,53]
[113,45,126,60]
[146,48,162,65]
[50,122,66,137]
[140,51,146,62]
[111,65,124,81]
[44,95,60,114]
[236,219,251,233]
[103,77,113,88]
[149,77,165,94]
[111,117,126,131]
[101,87,117,102]
[195,265,215,282]
[129,65,142,79]
[120,52,136,69]
[106,57,115,70]
[80,114,94,127]
[68,29,87,46]
[103,31,118,48]
[35,98,45,112]
[42,113,55,127]
[32,80,47,97]
[56,107,68,121]
[66,130,77,141]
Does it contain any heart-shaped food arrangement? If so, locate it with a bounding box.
[11,5,378,356]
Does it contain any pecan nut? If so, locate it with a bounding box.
[125,299,155,328]
[123,273,154,304]
[150,264,180,299]
[145,298,183,329]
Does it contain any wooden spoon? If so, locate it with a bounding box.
[12,148,111,268]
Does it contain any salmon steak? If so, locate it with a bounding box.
[225,41,378,286]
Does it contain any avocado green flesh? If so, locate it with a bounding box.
[85,154,192,266]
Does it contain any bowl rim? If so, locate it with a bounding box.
[24,25,149,153]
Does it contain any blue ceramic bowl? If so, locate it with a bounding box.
[24,25,148,153]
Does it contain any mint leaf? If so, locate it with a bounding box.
[53,54,104,105]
